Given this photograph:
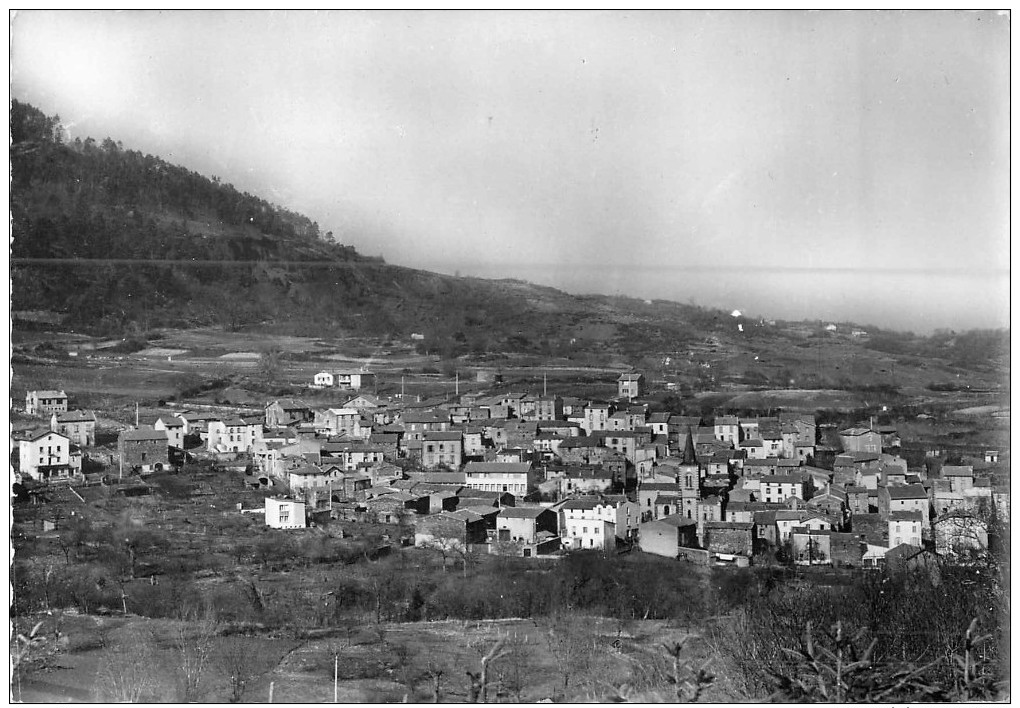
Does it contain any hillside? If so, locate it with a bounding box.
[10,101,1009,392]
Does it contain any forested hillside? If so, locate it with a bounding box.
[10,101,576,342]
[9,100,1008,376]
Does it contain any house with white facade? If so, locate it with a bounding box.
[154,416,186,449]
[313,371,335,388]
[583,403,611,434]
[265,497,306,529]
[17,430,79,482]
[207,417,263,453]
[463,461,536,498]
[759,473,810,504]
[887,510,924,548]
[557,494,640,550]
[335,371,376,390]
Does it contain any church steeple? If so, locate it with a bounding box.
[680,427,698,466]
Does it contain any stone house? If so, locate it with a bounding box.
[118,427,170,474]
[617,373,644,400]
[265,399,313,428]
[878,484,930,524]
[703,521,754,556]
[50,410,97,447]
[421,431,464,469]
[415,511,489,550]
[26,390,68,416]
[496,506,558,546]
[829,532,866,567]
[839,427,882,453]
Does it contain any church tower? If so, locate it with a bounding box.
[677,428,700,521]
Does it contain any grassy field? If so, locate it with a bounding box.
[12,611,721,703]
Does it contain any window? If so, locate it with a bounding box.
[279,511,290,523]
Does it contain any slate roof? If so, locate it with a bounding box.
[643,515,697,529]
[119,427,168,442]
[53,410,96,423]
[498,506,551,519]
[423,431,463,441]
[886,485,928,500]
[464,462,532,474]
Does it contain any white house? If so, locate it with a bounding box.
[887,511,924,549]
[774,510,836,543]
[463,461,536,498]
[557,495,640,550]
[17,430,79,482]
[583,404,610,434]
[265,497,306,529]
[315,371,376,390]
[759,474,810,504]
[154,416,187,449]
[207,417,263,453]
[288,463,342,492]
[314,408,365,438]
[335,371,376,390]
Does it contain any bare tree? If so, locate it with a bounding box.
[492,631,532,702]
[544,613,602,700]
[419,536,460,573]
[423,659,445,703]
[95,626,157,702]
[173,610,218,702]
[466,637,510,703]
[218,636,258,703]
[257,345,284,385]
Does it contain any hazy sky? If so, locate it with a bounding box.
[10,11,1010,332]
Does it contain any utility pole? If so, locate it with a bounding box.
[135,402,139,428]
[334,653,339,703]
[455,372,459,397]
[543,372,547,397]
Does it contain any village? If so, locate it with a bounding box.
[14,366,1008,573]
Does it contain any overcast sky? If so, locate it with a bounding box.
[10,10,1010,332]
